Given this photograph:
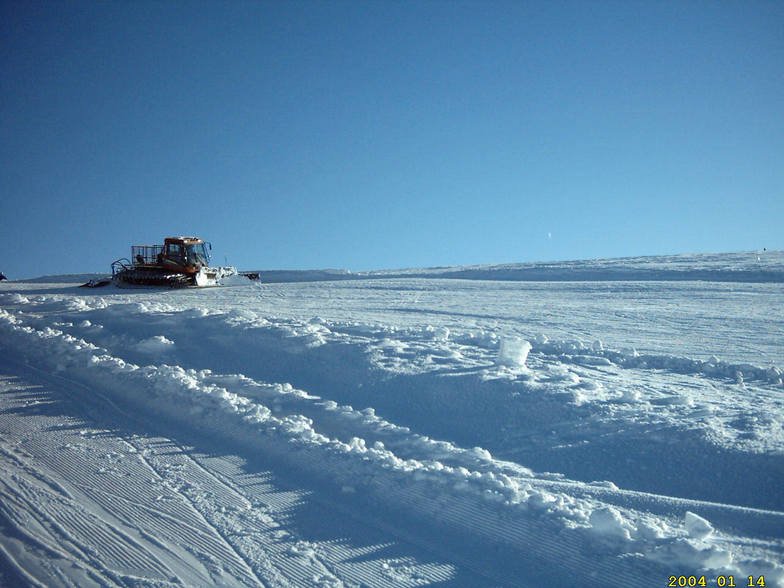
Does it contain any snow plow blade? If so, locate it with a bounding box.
[79,279,112,288]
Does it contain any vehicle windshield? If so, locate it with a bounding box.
[185,243,210,266]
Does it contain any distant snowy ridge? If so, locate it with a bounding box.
[15,273,110,283]
[240,251,784,283]
[364,250,784,283]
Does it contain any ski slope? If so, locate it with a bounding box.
[1,251,782,587]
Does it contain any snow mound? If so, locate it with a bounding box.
[134,335,176,354]
[589,506,633,541]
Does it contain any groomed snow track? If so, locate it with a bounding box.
[0,316,650,587]
[1,270,783,587]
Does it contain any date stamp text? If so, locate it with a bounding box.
[668,576,766,587]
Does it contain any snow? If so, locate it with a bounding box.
[0,251,783,587]
[134,335,176,354]
[685,511,715,541]
[360,249,784,282]
[497,337,532,368]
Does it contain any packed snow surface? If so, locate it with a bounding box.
[1,251,782,587]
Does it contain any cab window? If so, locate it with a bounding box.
[167,243,183,257]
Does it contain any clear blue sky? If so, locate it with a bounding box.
[2,1,782,278]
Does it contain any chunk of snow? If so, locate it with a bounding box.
[424,325,450,341]
[685,511,714,540]
[589,506,632,540]
[134,335,175,354]
[434,326,450,341]
[590,480,619,490]
[497,337,532,368]
[533,333,549,345]
[469,447,492,461]
[618,388,642,403]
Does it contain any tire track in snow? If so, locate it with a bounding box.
[1,351,462,586]
[0,539,49,588]
[187,453,459,587]
[168,451,339,587]
[0,399,220,587]
[0,469,131,587]
[7,361,270,587]
[0,388,181,587]
[161,433,462,587]
[129,439,270,587]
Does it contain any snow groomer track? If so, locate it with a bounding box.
[1,251,783,587]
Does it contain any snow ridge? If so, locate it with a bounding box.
[2,306,782,587]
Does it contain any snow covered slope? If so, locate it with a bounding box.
[1,252,782,587]
[364,250,784,282]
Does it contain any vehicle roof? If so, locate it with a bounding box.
[164,236,204,244]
